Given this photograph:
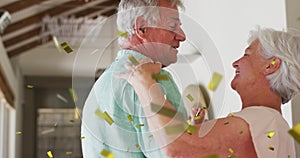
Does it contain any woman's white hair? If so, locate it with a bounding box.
[248,27,300,104]
[116,0,184,45]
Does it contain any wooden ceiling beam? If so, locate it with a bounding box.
[7,7,118,58]
[2,0,98,35]
[3,0,119,50]
[1,0,50,14]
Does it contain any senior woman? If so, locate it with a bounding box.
[117,27,300,157]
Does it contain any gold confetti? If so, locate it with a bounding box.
[267,131,275,138]
[288,123,300,144]
[150,102,185,120]
[16,131,22,135]
[165,124,186,135]
[80,136,85,139]
[128,115,133,122]
[135,144,141,150]
[101,149,114,158]
[128,55,139,66]
[69,88,78,103]
[268,146,274,151]
[239,131,244,135]
[69,119,74,123]
[228,147,234,154]
[298,17,300,21]
[116,30,128,37]
[224,122,229,125]
[74,107,79,120]
[27,84,34,89]
[65,151,72,155]
[47,151,53,158]
[152,74,169,80]
[95,109,114,125]
[60,42,73,53]
[271,61,276,65]
[52,36,62,53]
[207,72,223,91]
[186,119,191,125]
[149,134,153,138]
[230,112,234,117]
[194,116,202,121]
[201,154,219,158]
[228,155,236,158]
[186,125,197,134]
[186,94,194,102]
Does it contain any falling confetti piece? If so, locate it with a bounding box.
[228,147,234,154]
[186,125,197,134]
[128,55,139,66]
[224,122,229,125]
[52,36,62,53]
[152,73,169,80]
[56,94,68,103]
[65,151,72,155]
[101,149,114,158]
[47,151,53,158]
[150,102,185,120]
[116,30,128,37]
[61,42,73,53]
[74,107,79,120]
[239,131,244,135]
[165,124,186,135]
[103,112,114,125]
[288,123,300,144]
[207,72,223,91]
[267,131,275,138]
[128,115,133,122]
[95,109,114,125]
[80,136,85,139]
[69,119,74,123]
[69,88,78,103]
[268,146,274,151]
[194,116,202,121]
[201,154,219,158]
[27,84,34,89]
[16,131,22,135]
[186,94,194,102]
[230,112,234,117]
[135,144,141,150]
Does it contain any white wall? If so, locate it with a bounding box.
[170,0,292,120]
[0,37,23,158]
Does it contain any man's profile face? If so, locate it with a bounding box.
[142,0,186,66]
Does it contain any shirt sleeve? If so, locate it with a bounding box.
[234,106,295,158]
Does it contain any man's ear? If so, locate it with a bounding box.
[264,57,281,75]
[135,16,147,39]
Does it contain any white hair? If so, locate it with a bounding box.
[116,0,184,45]
[248,27,300,104]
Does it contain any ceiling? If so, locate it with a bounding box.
[0,0,121,76]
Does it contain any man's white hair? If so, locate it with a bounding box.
[248,27,300,104]
[116,0,184,45]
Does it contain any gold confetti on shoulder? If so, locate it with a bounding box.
[101,149,114,158]
[186,94,194,102]
[128,55,139,66]
[268,146,275,151]
[266,130,275,138]
[128,115,133,122]
[116,30,128,37]
[95,109,114,125]
[152,73,169,80]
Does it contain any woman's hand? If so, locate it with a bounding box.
[116,58,162,91]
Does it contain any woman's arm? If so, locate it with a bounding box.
[116,61,257,158]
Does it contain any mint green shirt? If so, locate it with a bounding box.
[81,50,186,158]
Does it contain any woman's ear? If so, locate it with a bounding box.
[135,16,147,40]
[264,57,281,75]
